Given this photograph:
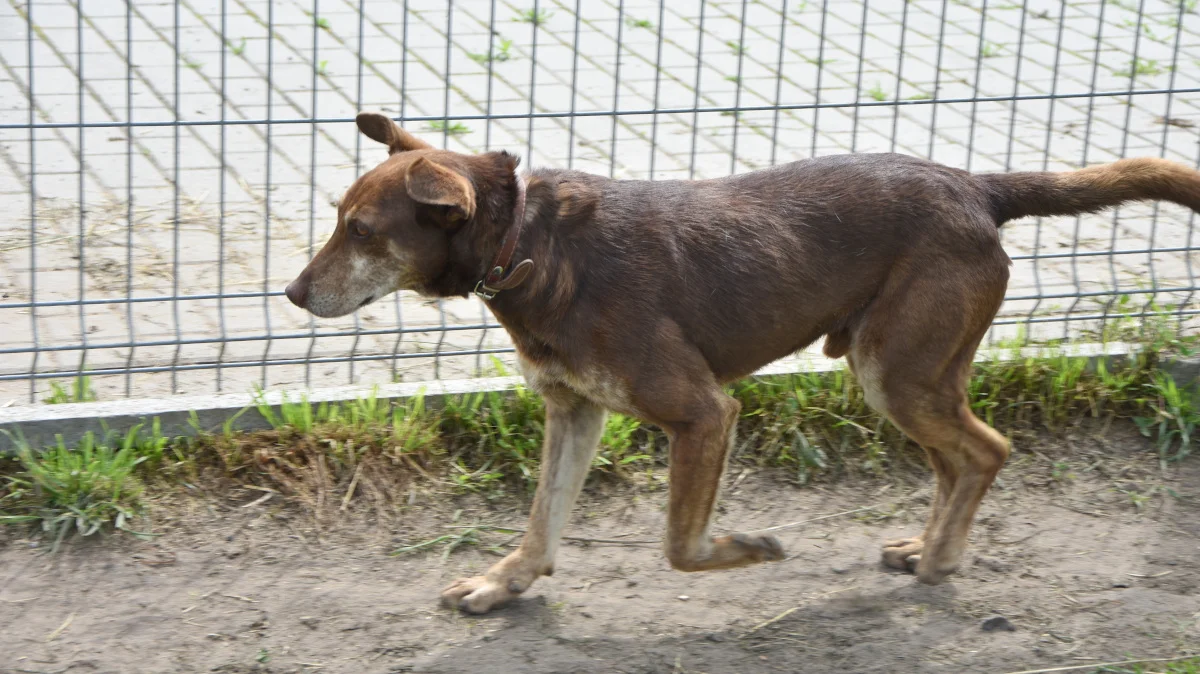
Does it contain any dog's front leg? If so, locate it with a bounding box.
[441,389,606,613]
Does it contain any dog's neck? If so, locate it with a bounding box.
[473,173,533,301]
[426,160,545,300]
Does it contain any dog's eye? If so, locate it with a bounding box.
[349,220,370,238]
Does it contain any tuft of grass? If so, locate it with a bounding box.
[440,387,545,491]
[979,42,1003,58]
[593,414,651,474]
[1113,57,1167,78]
[1094,656,1200,673]
[514,8,552,25]
[866,82,887,102]
[625,17,654,30]
[468,38,514,65]
[726,40,747,56]
[317,59,329,75]
[0,429,154,550]
[181,54,203,70]
[392,527,490,560]
[1142,23,1167,43]
[316,17,331,30]
[1135,371,1197,467]
[43,375,96,404]
[228,38,247,56]
[425,120,471,136]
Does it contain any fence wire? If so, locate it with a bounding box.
[1,0,1199,404]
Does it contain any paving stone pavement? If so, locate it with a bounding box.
[1,0,1198,404]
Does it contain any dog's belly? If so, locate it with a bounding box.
[518,356,639,416]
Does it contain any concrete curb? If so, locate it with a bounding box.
[0,342,1163,453]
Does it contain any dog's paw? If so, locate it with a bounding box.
[881,536,923,571]
[914,556,959,586]
[728,532,786,562]
[441,575,527,614]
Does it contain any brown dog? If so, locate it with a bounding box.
[286,112,1200,614]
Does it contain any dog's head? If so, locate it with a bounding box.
[285,112,516,318]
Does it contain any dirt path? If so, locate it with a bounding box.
[3,431,1199,673]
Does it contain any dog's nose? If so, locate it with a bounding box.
[284,278,308,308]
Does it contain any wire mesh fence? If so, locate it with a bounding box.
[2,0,1198,405]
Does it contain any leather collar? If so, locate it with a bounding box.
[473,172,533,301]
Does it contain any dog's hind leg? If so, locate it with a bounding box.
[849,258,1010,584]
[441,387,606,614]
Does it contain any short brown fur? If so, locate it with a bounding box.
[286,112,1200,613]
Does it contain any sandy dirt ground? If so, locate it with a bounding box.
[2,427,1199,673]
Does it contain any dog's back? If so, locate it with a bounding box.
[528,154,1005,380]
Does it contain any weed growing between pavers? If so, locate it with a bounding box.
[42,375,96,405]
[4,343,1200,546]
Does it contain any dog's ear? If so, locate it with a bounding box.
[356,112,433,154]
[405,157,476,225]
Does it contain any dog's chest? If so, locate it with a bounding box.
[518,357,635,415]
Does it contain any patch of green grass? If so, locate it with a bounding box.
[43,376,96,404]
[468,38,514,65]
[316,17,331,30]
[514,8,552,25]
[980,42,1003,58]
[228,38,247,56]
[181,54,203,70]
[1135,371,1197,467]
[625,17,654,30]
[1094,656,1200,673]
[1142,23,1168,43]
[317,59,329,75]
[866,82,887,102]
[593,413,651,474]
[6,324,1200,536]
[1,428,156,550]
[424,120,471,136]
[440,387,545,490]
[726,40,747,56]
[1050,460,1074,483]
[1113,57,1167,78]
[908,92,932,100]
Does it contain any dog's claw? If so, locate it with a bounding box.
[441,574,529,614]
[881,536,925,571]
[730,532,786,562]
[441,576,511,614]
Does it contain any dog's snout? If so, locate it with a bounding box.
[285,277,309,308]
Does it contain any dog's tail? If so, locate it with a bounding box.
[979,157,1200,226]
